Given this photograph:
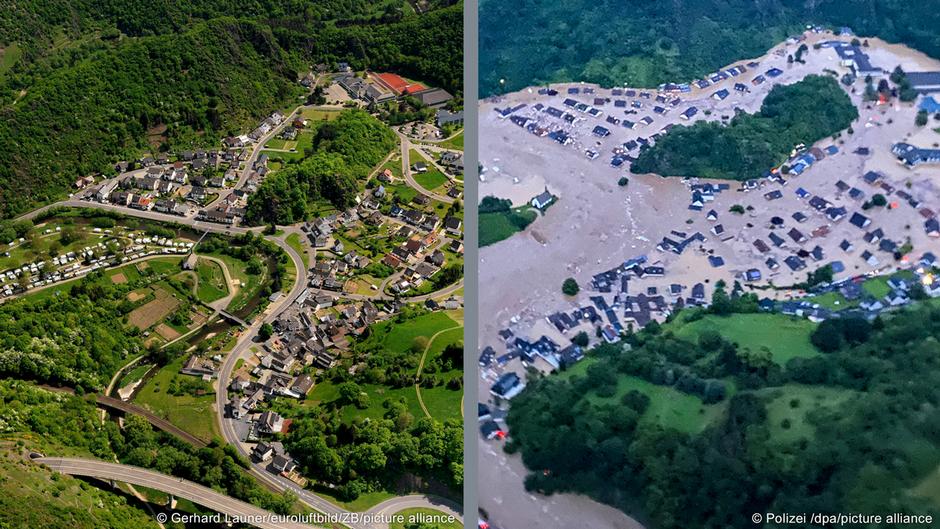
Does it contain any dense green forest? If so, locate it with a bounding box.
[0,18,299,219]
[505,297,940,529]
[245,109,398,225]
[286,412,463,501]
[632,75,858,180]
[480,0,940,95]
[0,274,143,391]
[0,1,462,219]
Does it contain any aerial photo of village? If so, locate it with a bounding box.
[477,12,940,529]
[0,2,464,529]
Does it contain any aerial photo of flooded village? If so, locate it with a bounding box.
[477,27,940,529]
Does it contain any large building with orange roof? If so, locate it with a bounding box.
[373,72,427,95]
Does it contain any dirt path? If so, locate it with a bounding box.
[414,325,463,419]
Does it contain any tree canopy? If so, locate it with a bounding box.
[505,302,940,528]
[244,109,397,225]
[480,0,940,96]
[0,2,462,218]
[632,75,858,180]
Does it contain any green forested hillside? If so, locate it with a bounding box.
[0,18,299,218]
[0,2,462,219]
[506,301,940,529]
[480,0,940,95]
[632,75,858,180]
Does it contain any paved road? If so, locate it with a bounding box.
[366,494,462,522]
[20,185,462,528]
[397,131,455,204]
[36,457,312,529]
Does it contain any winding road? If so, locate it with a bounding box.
[36,457,311,529]
[15,117,464,528]
[397,130,456,204]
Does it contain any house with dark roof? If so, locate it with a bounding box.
[787,228,807,243]
[906,72,940,93]
[849,212,871,229]
[925,218,939,237]
[490,372,525,399]
[893,142,940,167]
[832,43,881,76]
[531,189,554,210]
[415,87,453,108]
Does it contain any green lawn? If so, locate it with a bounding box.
[807,291,857,310]
[24,256,182,303]
[264,138,295,150]
[0,43,22,82]
[314,487,397,513]
[438,130,464,150]
[390,508,461,529]
[673,313,819,365]
[380,156,403,179]
[285,232,309,268]
[307,311,463,423]
[387,182,419,203]
[195,258,228,303]
[863,270,915,299]
[0,225,109,270]
[414,169,449,192]
[563,358,725,434]
[370,311,461,354]
[197,251,263,313]
[300,107,342,121]
[760,384,854,446]
[913,465,940,508]
[416,326,463,422]
[133,355,220,442]
[479,208,537,247]
[118,363,154,389]
[863,276,891,298]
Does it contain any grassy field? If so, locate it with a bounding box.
[117,362,154,388]
[264,138,296,150]
[387,182,419,203]
[134,355,219,442]
[913,466,940,508]
[390,508,461,529]
[760,384,854,445]
[380,156,403,179]
[438,130,463,150]
[195,258,228,303]
[0,225,109,271]
[415,325,463,421]
[479,208,537,247]
[673,313,819,365]
[24,256,182,303]
[314,487,397,513]
[808,290,857,310]
[0,43,22,83]
[564,358,725,434]
[307,311,463,423]
[197,252,263,313]
[127,286,180,330]
[300,107,342,121]
[414,169,449,192]
[285,232,309,268]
